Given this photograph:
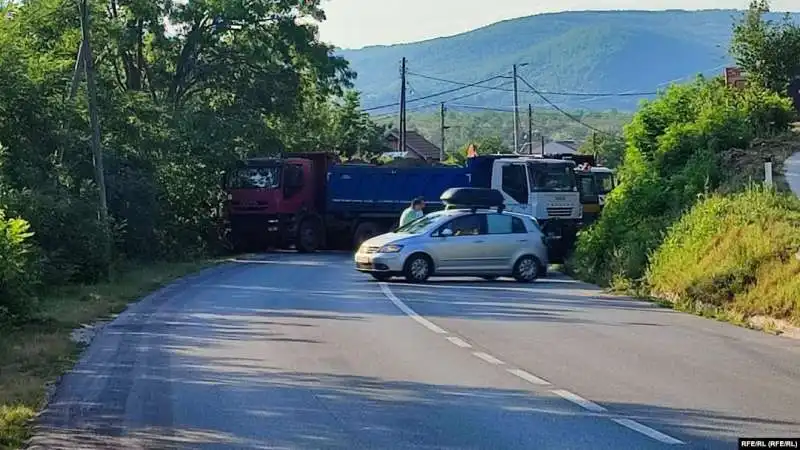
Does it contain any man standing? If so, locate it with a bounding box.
[399,197,425,227]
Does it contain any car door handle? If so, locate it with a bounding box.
[517,239,528,243]
[474,240,485,243]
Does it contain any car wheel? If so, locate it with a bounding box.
[371,273,392,282]
[481,276,499,281]
[513,255,541,283]
[404,254,432,283]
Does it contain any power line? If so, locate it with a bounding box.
[407,71,658,97]
[362,75,508,112]
[516,74,618,138]
[368,79,515,118]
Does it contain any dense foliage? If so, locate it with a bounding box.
[341,10,800,112]
[0,0,385,322]
[570,77,793,286]
[732,0,800,93]
[647,188,800,325]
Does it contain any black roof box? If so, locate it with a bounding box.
[440,187,505,212]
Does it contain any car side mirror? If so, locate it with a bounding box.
[440,228,453,237]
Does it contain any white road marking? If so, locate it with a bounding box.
[507,368,551,386]
[551,389,608,413]
[379,283,447,334]
[446,336,472,348]
[377,281,685,446]
[612,418,685,445]
[472,351,505,365]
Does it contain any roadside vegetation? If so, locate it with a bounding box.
[569,0,800,332]
[0,0,387,446]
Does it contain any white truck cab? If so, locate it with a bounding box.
[488,157,582,222]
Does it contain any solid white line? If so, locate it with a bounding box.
[507,368,551,386]
[612,418,685,445]
[446,336,472,348]
[551,389,607,413]
[379,283,447,334]
[472,351,505,365]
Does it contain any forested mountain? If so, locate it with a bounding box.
[338,9,800,112]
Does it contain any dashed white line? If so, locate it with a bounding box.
[472,351,505,365]
[446,336,472,348]
[507,368,551,386]
[551,389,608,413]
[377,281,686,446]
[379,282,447,334]
[612,418,685,445]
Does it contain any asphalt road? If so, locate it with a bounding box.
[786,152,800,197]
[29,254,800,449]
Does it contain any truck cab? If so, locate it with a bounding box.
[467,155,581,262]
[575,165,616,225]
[222,153,334,252]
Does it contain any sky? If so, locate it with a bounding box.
[315,0,799,49]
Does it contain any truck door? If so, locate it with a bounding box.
[498,163,532,216]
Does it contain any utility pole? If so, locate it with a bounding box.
[440,102,448,161]
[399,57,407,157]
[541,134,546,156]
[512,64,520,152]
[75,0,110,269]
[592,132,597,158]
[528,104,533,155]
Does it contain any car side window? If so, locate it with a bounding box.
[438,214,485,237]
[486,214,513,234]
[486,214,529,234]
[511,217,527,233]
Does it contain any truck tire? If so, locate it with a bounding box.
[296,218,322,253]
[353,221,382,250]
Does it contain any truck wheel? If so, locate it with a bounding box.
[513,255,541,283]
[353,221,382,249]
[296,218,322,253]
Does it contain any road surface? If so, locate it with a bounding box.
[786,152,800,197]
[29,254,800,449]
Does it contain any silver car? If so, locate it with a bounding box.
[354,208,549,283]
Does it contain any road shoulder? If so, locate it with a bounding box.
[0,259,225,449]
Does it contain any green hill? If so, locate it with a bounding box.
[338,9,800,113]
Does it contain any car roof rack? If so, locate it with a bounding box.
[440,187,506,213]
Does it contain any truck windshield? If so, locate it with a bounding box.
[528,163,575,192]
[227,167,281,189]
[595,172,615,194]
[395,212,445,234]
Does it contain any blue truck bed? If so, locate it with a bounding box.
[325,164,471,214]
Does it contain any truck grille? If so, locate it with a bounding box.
[547,207,574,217]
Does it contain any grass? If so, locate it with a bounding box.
[646,187,800,327]
[0,259,218,449]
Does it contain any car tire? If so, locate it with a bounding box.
[481,276,499,281]
[371,273,392,282]
[403,254,432,283]
[513,255,541,283]
[296,218,322,253]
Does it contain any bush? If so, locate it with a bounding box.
[570,78,793,286]
[647,187,800,324]
[0,208,37,322]
[1,189,110,285]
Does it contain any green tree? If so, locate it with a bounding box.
[731,0,800,92]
